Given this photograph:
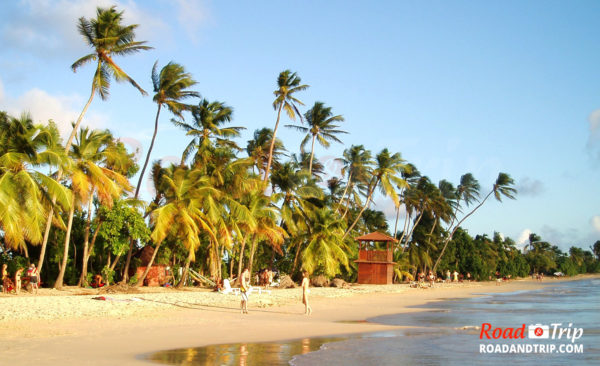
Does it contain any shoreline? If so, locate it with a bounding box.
[1,275,597,366]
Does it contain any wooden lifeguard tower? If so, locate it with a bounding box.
[355,232,397,284]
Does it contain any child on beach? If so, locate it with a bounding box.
[240,268,249,314]
[301,270,312,315]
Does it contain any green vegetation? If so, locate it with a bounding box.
[0,6,598,288]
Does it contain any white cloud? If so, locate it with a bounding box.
[1,0,168,58]
[591,216,600,233]
[0,77,107,138]
[173,0,212,42]
[516,228,531,247]
[516,177,544,197]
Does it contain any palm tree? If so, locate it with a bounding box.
[78,139,138,286]
[246,128,285,176]
[123,61,198,282]
[264,70,309,184]
[342,149,408,240]
[236,190,286,279]
[69,6,151,151]
[393,163,420,240]
[175,99,244,165]
[286,102,346,174]
[40,6,151,277]
[0,114,71,253]
[139,165,218,287]
[271,161,323,273]
[54,128,131,289]
[432,172,517,273]
[336,145,373,219]
[301,208,349,277]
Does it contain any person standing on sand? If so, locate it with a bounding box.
[452,270,458,282]
[15,268,24,295]
[301,270,312,315]
[240,268,249,314]
[446,270,451,282]
[2,264,8,294]
[27,264,38,294]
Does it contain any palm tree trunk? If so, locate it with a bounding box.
[237,236,247,279]
[340,182,355,220]
[37,207,54,274]
[398,210,412,245]
[109,254,121,272]
[176,251,193,288]
[248,236,258,285]
[264,103,283,184]
[37,86,96,276]
[393,204,401,239]
[401,208,426,252]
[136,242,163,287]
[54,195,76,289]
[77,194,94,286]
[124,104,163,282]
[291,241,303,274]
[65,85,96,152]
[336,171,352,212]
[432,190,494,273]
[342,178,378,240]
[308,134,316,174]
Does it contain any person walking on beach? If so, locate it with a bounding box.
[301,270,312,315]
[240,268,249,314]
[452,270,458,282]
[446,270,451,282]
[27,264,39,294]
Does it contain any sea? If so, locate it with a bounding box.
[146,278,599,366]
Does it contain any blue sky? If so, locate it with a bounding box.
[0,0,598,251]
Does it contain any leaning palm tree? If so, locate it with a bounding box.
[138,165,219,287]
[286,102,346,174]
[175,98,244,165]
[336,145,373,218]
[54,128,131,289]
[0,114,71,254]
[264,70,309,183]
[69,6,151,151]
[431,172,517,273]
[122,61,199,281]
[246,128,286,176]
[40,6,151,277]
[342,149,409,240]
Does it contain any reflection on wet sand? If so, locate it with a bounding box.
[147,337,345,366]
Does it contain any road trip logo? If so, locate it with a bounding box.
[478,323,584,354]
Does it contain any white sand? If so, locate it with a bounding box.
[0,276,595,365]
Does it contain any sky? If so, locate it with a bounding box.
[0,0,598,252]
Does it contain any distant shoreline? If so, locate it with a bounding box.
[1,274,598,366]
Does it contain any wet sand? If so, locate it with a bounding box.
[0,276,594,366]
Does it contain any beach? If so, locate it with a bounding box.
[2,276,595,366]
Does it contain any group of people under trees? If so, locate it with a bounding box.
[1,263,38,295]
